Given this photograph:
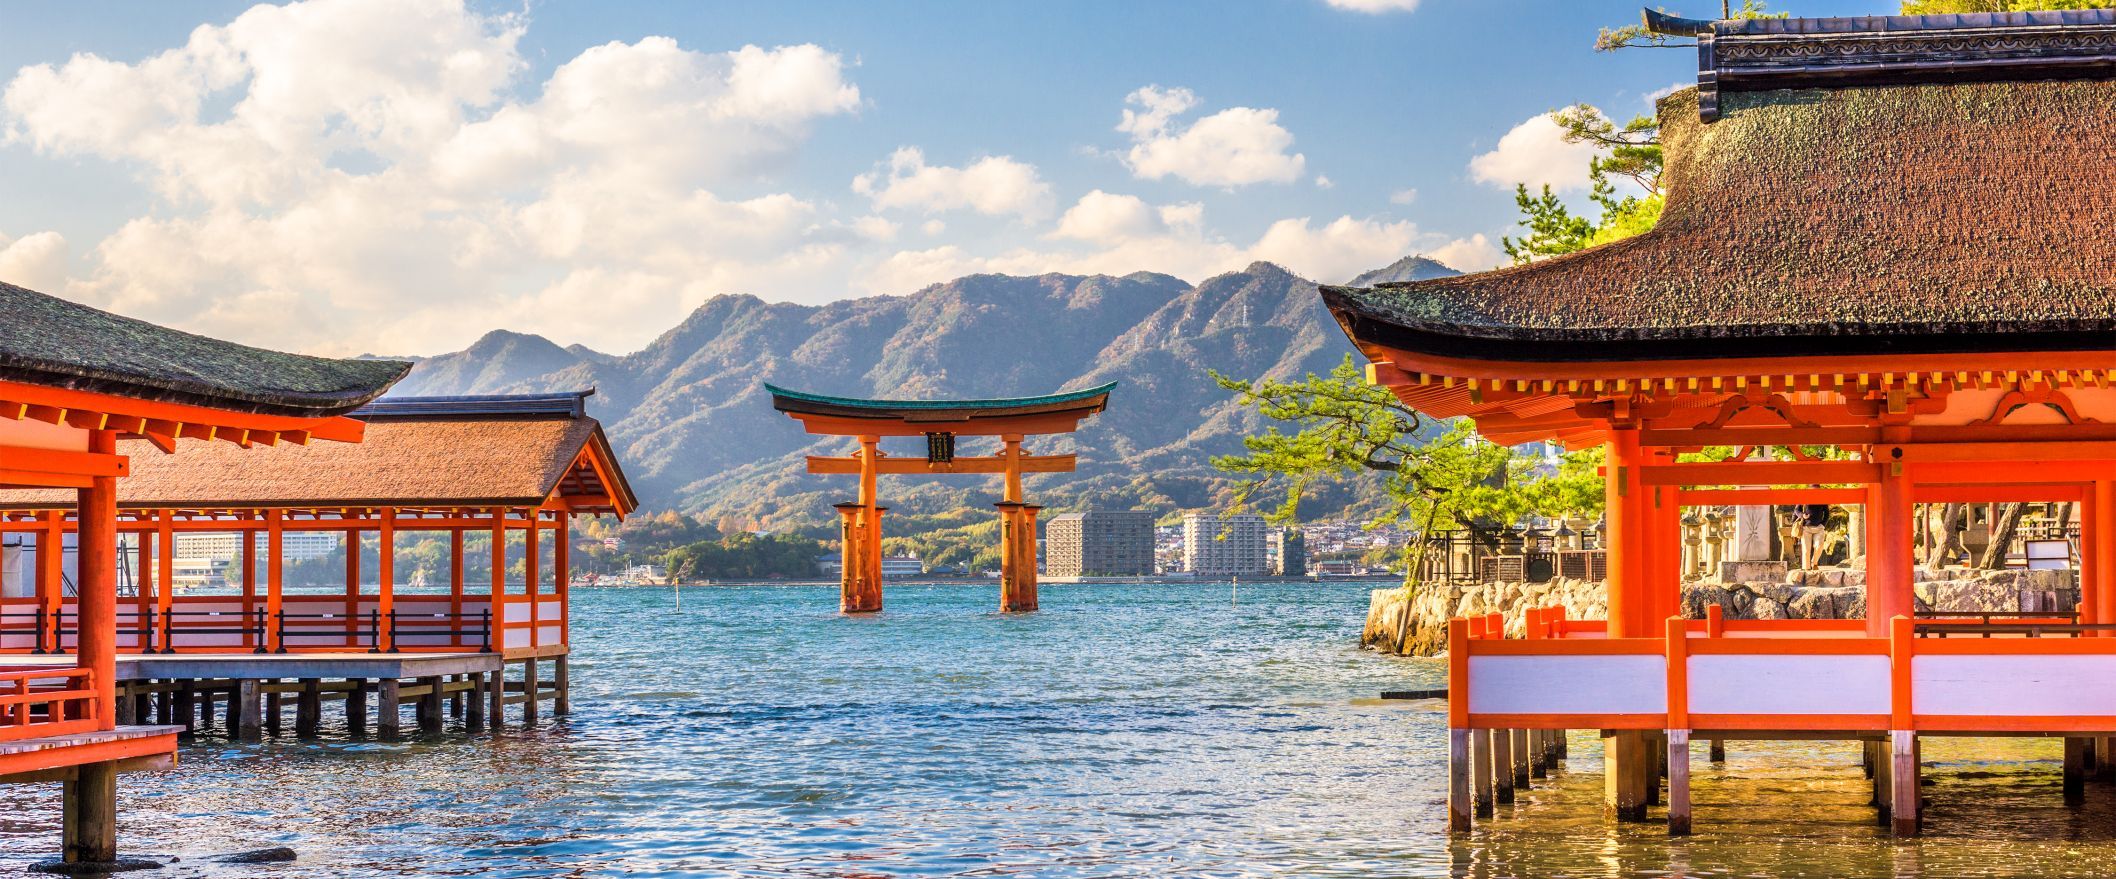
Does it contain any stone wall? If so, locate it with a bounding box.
[1364,567,2079,656]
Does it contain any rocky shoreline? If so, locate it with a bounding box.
[1363,567,2081,656]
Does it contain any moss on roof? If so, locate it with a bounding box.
[0,281,408,416]
[1325,80,2116,361]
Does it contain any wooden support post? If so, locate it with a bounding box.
[62,760,117,865]
[467,671,487,731]
[1892,730,1920,836]
[523,657,541,726]
[265,684,282,734]
[175,682,195,732]
[1556,729,1568,760]
[554,654,571,716]
[154,685,172,726]
[1448,727,1473,833]
[197,687,214,730]
[295,677,321,737]
[378,508,396,652]
[346,680,367,735]
[237,679,261,741]
[1472,724,1494,818]
[1604,732,1650,821]
[2099,736,2116,782]
[450,530,466,649]
[1866,441,1915,637]
[490,507,507,650]
[379,678,401,738]
[1493,727,1515,804]
[2067,736,2089,806]
[1710,738,1726,762]
[114,687,134,725]
[487,661,506,731]
[419,675,444,733]
[1511,728,1530,788]
[1667,729,1692,836]
[450,675,464,718]
[1529,729,1548,778]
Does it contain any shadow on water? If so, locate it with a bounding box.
[3,582,2116,876]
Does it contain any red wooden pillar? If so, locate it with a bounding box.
[450,529,465,649]
[377,508,395,652]
[344,525,362,640]
[154,512,173,652]
[555,514,571,646]
[77,430,118,729]
[1601,423,1650,821]
[2095,478,2115,631]
[265,511,284,652]
[1866,443,1915,638]
[237,518,254,649]
[133,524,153,650]
[1604,426,1649,638]
[525,514,540,641]
[36,511,61,651]
[490,507,507,646]
[834,502,864,613]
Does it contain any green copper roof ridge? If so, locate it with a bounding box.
[763,381,1116,411]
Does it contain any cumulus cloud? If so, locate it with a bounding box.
[1324,0,1421,12]
[1117,85,1304,187]
[870,197,1476,294]
[851,147,1053,219]
[1468,111,1601,192]
[0,231,69,292]
[1426,234,1502,273]
[1,0,862,354]
[1389,187,1418,205]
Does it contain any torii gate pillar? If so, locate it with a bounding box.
[995,501,1042,612]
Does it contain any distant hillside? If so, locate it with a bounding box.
[390,256,1461,530]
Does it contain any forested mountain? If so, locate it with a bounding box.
[385,256,1459,530]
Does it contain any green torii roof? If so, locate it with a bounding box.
[765,382,1116,423]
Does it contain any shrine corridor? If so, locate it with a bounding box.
[0,583,2110,877]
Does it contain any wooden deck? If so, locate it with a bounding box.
[0,651,501,681]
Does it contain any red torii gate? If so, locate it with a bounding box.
[767,383,1114,613]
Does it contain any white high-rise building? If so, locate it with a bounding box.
[1183,513,1269,577]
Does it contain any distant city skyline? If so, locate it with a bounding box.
[0,0,1877,357]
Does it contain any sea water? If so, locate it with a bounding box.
[2,582,2114,877]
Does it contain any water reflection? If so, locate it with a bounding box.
[1,583,2114,876]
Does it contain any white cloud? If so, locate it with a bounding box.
[1389,187,1418,205]
[0,231,69,292]
[1324,0,1421,12]
[871,199,1467,294]
[852,147,1053,219]
[1117,85,1305,187]
[1426,234,1502,273]
[1314,175,1333,189]
[920,219,946,236]
[1468,111,1600,192]
[1,0,863,355]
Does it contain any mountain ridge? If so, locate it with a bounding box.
[388,255,1461,529]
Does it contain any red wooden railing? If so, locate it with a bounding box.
[0,667,98,742]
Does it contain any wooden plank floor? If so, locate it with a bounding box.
[0,652,500,680]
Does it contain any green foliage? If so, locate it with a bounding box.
[1903,0,2112,10]
[662,532,828,581]
[1502,161,1665,265]
[1210,356,1606,568]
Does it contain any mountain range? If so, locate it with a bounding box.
[382,254,1460,529]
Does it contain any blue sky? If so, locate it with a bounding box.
[0,0,1877,356]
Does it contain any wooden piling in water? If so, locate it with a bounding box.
[1448,728,1472,832]
[555,655,571,716]
[1529,729,1548,778]
[1472,725,1494,818]
[174,681,195,732]
[346,679,368,735]
[487,663,506,730]
[523,659,541,726]
[295,678,322,737]
[61,760,117,866]
[1891,731,1919,836]
[1709,738,1726,763]
[467,671,487,731]
[419,675,445,733]
[236,679,262,741]
[1493,728,1515,804]
[1666,729,1692,836]
[1511,728,1531,788]
[1604,731,1649,821]
[378,678,402,738]
[2066,736,2089,806]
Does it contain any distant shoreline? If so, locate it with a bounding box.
[578,576,1404,588]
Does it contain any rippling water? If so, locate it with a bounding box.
[4,582,2116,877]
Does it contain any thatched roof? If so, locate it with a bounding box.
[0,393,634,515]
[1323,13,2116,364]
[0,281,408,416]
